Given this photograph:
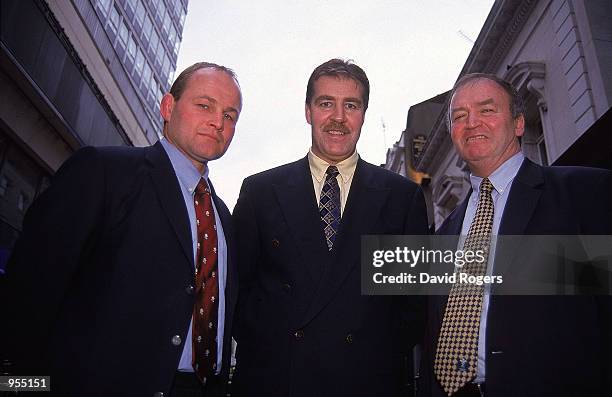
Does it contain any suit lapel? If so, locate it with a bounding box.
[493,159,544,278]
[273,157,331,284]
[147,142,193,271]
[298,159,391,327]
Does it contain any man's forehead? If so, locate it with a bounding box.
[452,78,508,105]
[313,75,363,96]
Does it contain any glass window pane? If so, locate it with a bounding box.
[96,0,111,17]
[135,47,145,74]
[126,0,137,12]
[162,11,170,35]
[142,62,152,88]
[109,4,120,33]
[127,35,137,60]
[135,1,145,27]
[179,6,186,29]
[142,13,152,43]
[150,29,159,56]
[119,19,129,46]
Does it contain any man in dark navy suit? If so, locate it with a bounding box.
[231,59,429,397]
[420,73,612,397]
[1,62,241,396]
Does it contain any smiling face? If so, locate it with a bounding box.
[449,78,524,177]
[161,68,241,173]
[306,75,365,164]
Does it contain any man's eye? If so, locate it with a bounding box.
[346,103,358,110]
[198,104,210,110]
[453,113,466,121]
[319,101,333,108]
[482,108,494,113]
[224,113,234,121]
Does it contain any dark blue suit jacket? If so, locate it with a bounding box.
[0,142,238,396]
[420,159,612,397]
[231,156,429,397]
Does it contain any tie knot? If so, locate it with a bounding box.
[195,178,210,197]
[326,165,339,178]
[479,178,493,195]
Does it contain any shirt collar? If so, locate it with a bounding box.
[469,151,524,195]
[308,149,359,184]
[160,138,209,194]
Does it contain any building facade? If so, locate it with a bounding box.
[0,0,188,271]
[387,0,612,229]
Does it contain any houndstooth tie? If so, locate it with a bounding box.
[319,166,341,250]
[434,178,494,395]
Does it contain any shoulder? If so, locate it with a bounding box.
[242,158,306,186]
[358,158,421,193]
[536,163,612,192]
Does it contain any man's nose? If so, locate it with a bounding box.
[209,111,224,130]
[466,112,480,129]
[331,105,346,122]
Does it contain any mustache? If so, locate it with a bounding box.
[323,121,350,134]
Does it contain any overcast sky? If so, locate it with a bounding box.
[175,1,494,209]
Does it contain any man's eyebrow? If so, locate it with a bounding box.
[314,95,363,104]
[451,98,495,113]
[195,95,239,114]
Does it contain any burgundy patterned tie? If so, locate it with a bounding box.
[192,178,219,383]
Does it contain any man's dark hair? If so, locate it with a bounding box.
[305,58,370,110]
[169,62,241,102]
[447,73,525,129]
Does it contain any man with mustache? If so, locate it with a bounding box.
[231,59,429,396]
[2,62,241,396]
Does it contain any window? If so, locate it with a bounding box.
[141,62,152,90]
[162,54,170,83]
[169,23,177,51]
[127,35,137,61]
[150,28,160,55]
[162,11,171,36]
[142,13,153,45]
[134,47,145,75]
[178,6,186,29]
[167,65,174,87]
[108,4,120,34]
[118,19,129,50]
[96,0,112,17]
[157,0,166,23]
[126,0,137,12]
[134,1,145,28]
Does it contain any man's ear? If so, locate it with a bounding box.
[160,93,175,122]
[305,103,312,125]
[514,114,525,137]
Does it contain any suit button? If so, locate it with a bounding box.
[345,333,353,344]
[153,393,164,397]
[271,238,280,248]
[282,283,292,292]
[294,330,304,339]
[171,335,182,346]
[185,285,194,295]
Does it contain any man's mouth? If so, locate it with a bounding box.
[323,122,350,135]
[466,134,487,142]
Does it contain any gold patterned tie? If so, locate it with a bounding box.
[434,178,494,395]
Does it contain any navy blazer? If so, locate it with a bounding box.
[231,156,429,397]
[1,142,238,396]
[420,159,612,397]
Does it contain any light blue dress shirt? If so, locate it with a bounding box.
[459,152,524,383]
[160,139,227,375]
